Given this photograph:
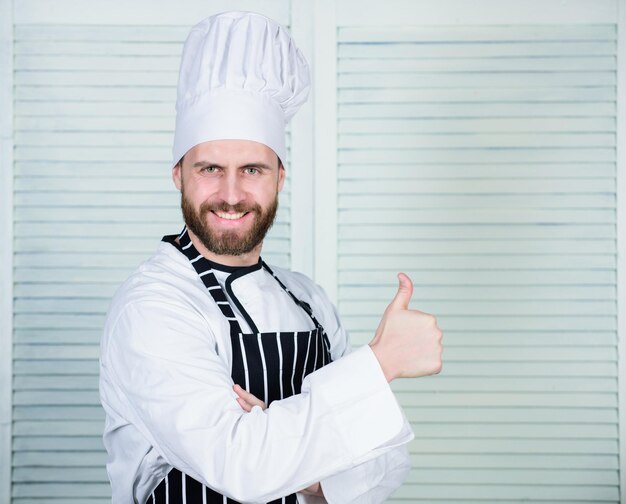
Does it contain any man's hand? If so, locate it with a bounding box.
[233,385,325,498]
[369,272,443,382]
[233,384,266,412]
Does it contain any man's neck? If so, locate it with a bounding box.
[184,228,262,267]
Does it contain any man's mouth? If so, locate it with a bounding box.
[212,211,249,220]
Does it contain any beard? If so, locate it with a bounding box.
[181,191,279,256]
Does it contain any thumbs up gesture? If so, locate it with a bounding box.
[369,273,443,382]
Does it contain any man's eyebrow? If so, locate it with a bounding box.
[241,162,274,170]
[193,161,223,167]
[192,161,275,170]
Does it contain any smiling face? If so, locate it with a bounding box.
[172,139,285,265]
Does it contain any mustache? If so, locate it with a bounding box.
[199,201,261,214]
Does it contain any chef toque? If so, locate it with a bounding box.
[172,11,311,168]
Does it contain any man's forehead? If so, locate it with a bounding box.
[183,139,282,167]
[187,139,275,157]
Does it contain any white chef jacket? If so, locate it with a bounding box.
[99,240,414,503]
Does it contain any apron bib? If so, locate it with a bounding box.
[147,230,332,504]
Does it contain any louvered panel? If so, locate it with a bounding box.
[404,406,619,423]
[15,376,99,390]
[393,376,618,392]
[13,406,104,421]
[409,452,618,469]
[12,451,107,467]
[392,485,619,502]
[339,117,617,133]
[14,467,109,482]
[14,331,106,346]
[339,71,617,88]
[14,500,109,504]
[337,23,618,502]
[407,468,618,485]
[14,361,101,375]
[12,18,292,502]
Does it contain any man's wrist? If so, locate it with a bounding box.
[368,342,397,382]
[300,481,323,496]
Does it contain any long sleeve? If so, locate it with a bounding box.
[297,436,411,504]
[297,305,413,504]
[101,298,411,503]
[315,442,412,503]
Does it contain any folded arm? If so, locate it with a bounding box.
[101,300,409,503]
[235,381,413,504]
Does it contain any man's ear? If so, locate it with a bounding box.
[277,164,286,193]
[172,162,182,191]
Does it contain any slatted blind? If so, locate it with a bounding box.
[11,22,292,502]
[337,24,619,502]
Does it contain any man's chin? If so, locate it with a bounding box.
[198,231,260,256]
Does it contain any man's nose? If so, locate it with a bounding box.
[217,171,246,206]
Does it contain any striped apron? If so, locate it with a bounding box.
[147,230,333,504]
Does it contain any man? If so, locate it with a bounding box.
[99,11,442,504]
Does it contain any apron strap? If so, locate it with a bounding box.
[175,227,253,334]
[262,261,324,330]
[165,227,324,334]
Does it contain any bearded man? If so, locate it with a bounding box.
[99,11,443,504]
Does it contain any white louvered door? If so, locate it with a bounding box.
[325,0,622,502]
[12,24,184,502]
[7,1,292,502]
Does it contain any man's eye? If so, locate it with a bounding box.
[202,166,218,173]
[245,167,259,175]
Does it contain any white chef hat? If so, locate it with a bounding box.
[172,11,311,168]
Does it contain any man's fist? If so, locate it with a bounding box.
[369,273,443,382]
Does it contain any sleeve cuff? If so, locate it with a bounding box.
[303,345,408,461]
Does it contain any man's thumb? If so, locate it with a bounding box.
[387,272,413,312]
